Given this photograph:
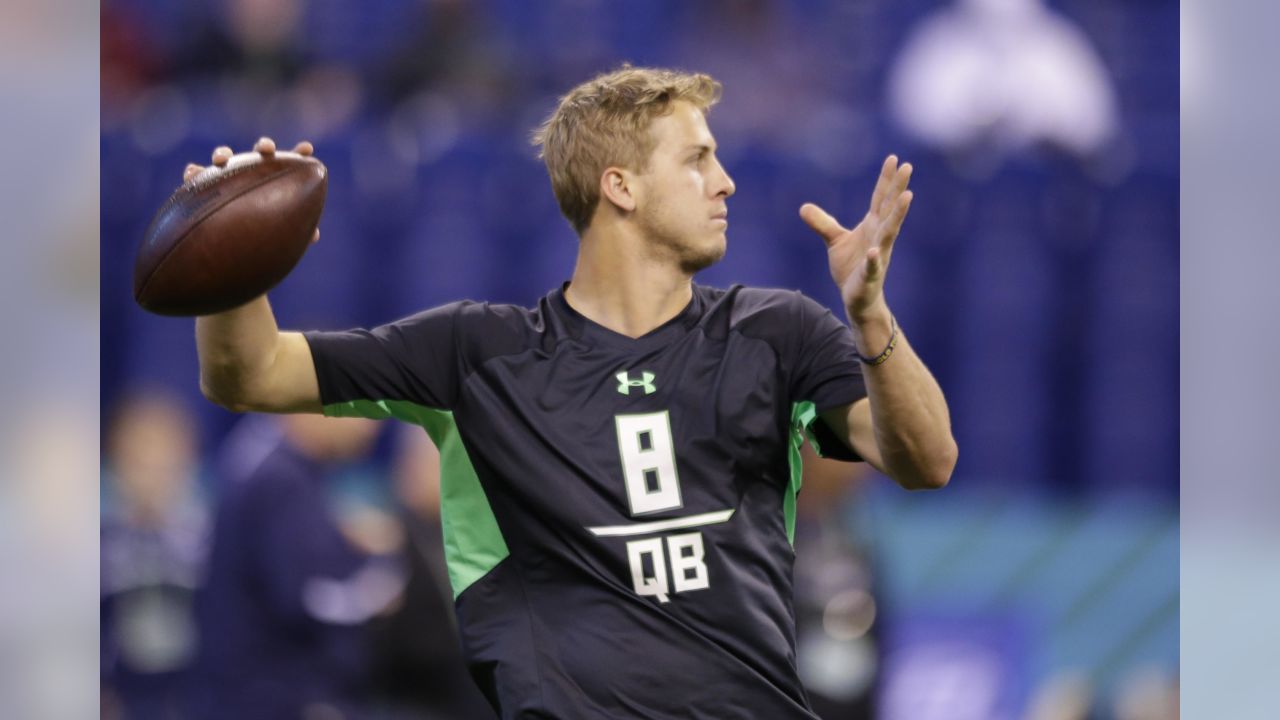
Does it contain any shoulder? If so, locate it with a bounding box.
[697,284,820,337]
[452,297,551,364]
[351,296,551,370]
[389,299,535,340]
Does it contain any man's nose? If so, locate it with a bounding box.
[713,159,736,198]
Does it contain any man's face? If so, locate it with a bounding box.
[632,101,736,273]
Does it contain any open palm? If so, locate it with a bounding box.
[800,155,914,321]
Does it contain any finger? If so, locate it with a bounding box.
[868,155,898,216]
[255,136,277,155]
[799,203,848,247]
[880,190,914,252]
[211,146,232,166]
[879,162,913,217]
[183,163,203,183]
[865,246,882,280]
[293,140,314,156]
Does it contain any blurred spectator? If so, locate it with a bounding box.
[793,444,877,719]
[1112,666,1178,720]
[101,388,209,720]
[366,425,495,719]
[1024,670,1095,720]
[189,413,400,719]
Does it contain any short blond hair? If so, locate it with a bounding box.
[531,65,722,235]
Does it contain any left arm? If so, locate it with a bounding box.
[820,315,956,490]
[801,155,958,490]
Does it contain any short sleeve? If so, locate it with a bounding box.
[304,302,466,414]
[789,292,866,412]
[787,292,867,461]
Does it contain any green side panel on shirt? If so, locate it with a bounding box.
[322,399,509,599]
[786,400,820,546]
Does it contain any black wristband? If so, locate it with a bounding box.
[856,316,898,366]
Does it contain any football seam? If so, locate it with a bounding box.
[153,161,262,218]
[136,166,306,307]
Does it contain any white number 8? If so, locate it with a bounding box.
[615,411,683,515]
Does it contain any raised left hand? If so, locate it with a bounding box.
[800,154,913,324]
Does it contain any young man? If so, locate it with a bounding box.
[192,66,956,719]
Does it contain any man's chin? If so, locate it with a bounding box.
[681,240,726,275]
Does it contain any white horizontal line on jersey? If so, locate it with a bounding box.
[586,509,735,537]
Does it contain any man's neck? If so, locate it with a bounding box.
[565,225,693,339]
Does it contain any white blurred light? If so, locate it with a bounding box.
[822,588,877,641]
[798,628,878,701]
[882,644,1005,720]
[302,563,406,625]
[888,0,1118,161]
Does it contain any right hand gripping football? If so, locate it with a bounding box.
[183,137,322,245]
[133,136,328,316]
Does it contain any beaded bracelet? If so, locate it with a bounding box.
[857,316,899,366]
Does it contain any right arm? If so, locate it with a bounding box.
[190,138,462,418]
[197,296,321,414]
[191,138,323,415]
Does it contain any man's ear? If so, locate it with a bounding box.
[600,167,638,213]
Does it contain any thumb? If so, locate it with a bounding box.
[799,203,847,247]
[865,246,882,279]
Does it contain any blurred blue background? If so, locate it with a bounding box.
[100,1,1178,718]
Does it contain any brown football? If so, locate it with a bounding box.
[133,150,327,316]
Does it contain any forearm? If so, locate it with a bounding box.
[850,306,957,489]
[196,295,282,408]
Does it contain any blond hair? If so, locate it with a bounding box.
[531,65,722,235]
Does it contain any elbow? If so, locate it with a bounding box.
[917,468,953,491]
[922,438,959,490]
[901,472,949,492]
[899,439,958,491]
[200,376,253,414]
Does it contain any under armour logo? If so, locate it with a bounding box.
[616,371,657,396]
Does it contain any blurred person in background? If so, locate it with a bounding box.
[1112,666,1178,720]
[186,65,955,718]
[188,413,402,719]
[1023,671,1095,720]
[792,445,878,720]
[101,388,209,720]
[366,424,495,719]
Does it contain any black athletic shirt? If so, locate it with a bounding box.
[304,283,867,719]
